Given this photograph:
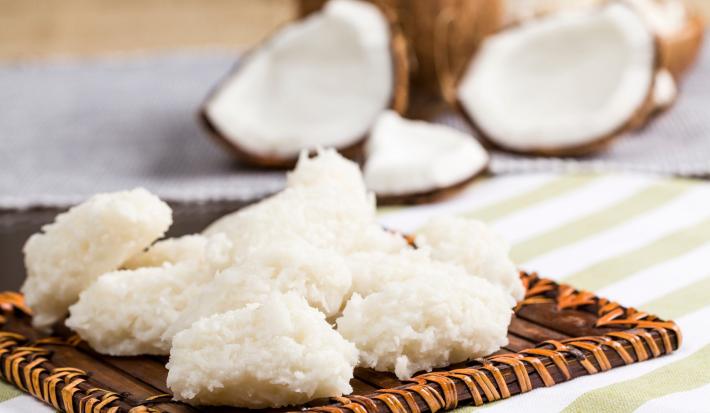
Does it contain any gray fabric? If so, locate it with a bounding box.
[1,43,709,209]
[0,52,285,209]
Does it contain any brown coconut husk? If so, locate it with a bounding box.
[659,12,705,81]
[298,0,504,100]
[200,3,409,169]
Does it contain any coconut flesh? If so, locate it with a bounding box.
[364,111,489,201]
[504,0,702,80]
[457,3,656,155]
[653,69,677,112]
[203,0,400,165]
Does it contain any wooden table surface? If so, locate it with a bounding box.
[0,0,706,61]
[0,0,294,60]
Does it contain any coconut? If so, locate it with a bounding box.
[363,110,489,204]
[202,0,408,167]
[504,0,704,81]
[456,3,657,156]
[298,0,503,99]
[652,69,678,113]
[658,12,703,80]
[627,0,704,80]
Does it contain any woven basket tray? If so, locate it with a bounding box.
[0,271,681,413]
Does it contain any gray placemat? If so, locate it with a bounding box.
[0,51,284,209]
[1,42,708,209]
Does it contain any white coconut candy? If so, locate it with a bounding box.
[202,0,397,163]
[415,215,524,302]
[458,3,655,155]
[286,146,372,194]
[167,293,358,408]
[203,150,406,258]
[21,188,172,330]
[364,111,489,198]
[337,274,513,380]
[164,237,352,342]
[123,234,209,269]
[67,262,204,356]
[346,247,470,298]
[66,234,233,356]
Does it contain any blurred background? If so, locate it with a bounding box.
[0,1,293,60]
[1,0,709,290]
[1,0,707,60]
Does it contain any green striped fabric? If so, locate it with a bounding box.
[380,173,710,413]
[1,172,708,412]
[562,345,710,413]
[0,383,20,403]
[510,182,690,263]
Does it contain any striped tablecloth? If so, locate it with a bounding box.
[1,173,709,412]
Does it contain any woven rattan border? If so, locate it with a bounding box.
[0,272,681,413]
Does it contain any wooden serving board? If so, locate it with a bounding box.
[0,272,681,413]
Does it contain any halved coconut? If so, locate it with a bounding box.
[364,111,489,204]
[457,3,657,156]
[504,0,704,80]
[202,0,408,167]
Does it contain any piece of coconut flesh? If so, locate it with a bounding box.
[364,111,489,198]
[653,69,677,111]
[458,3,656,154]
[203,0,394,160]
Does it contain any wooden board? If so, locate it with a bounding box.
[0,272,681,413]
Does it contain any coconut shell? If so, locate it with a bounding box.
[298,0,504,99]
[453,4,662,157]
[200,4,409,169]
[659,12,704,81]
